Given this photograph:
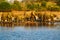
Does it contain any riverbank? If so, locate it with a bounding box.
[0,21,58,27]
[0,11,60,27]
[0,11,60,21]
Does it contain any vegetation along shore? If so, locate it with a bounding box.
[0,0,60,26]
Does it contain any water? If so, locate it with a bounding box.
[0,23,60,40]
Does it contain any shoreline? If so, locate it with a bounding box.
[0,11,60,27]
[0,21,58,27]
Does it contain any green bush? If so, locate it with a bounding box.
[41,1,47,7]
[12,4,22,11]
[47,5,60,11]
[0,2,11,12]
[26,3,35,10]
[35,4,41,11]
[12,1,22,11]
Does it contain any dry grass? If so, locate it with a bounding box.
[0,11,60,19]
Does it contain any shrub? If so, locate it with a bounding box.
[26,3,35,10]
[47,5,60,11]
[41,1,47,7]
[12,1,22,11]
[12,4,22,11]
[0,2,11,12]
[35,4,41,11]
